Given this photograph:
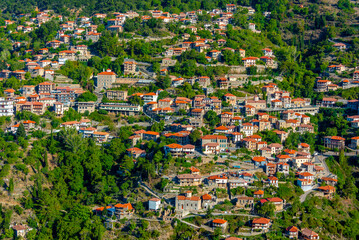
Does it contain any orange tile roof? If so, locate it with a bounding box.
[166,143,183,149]
[215,125,229,130]
[254,190,264,195]
[176,196,201,201]
[202,135,227,140]
[98,71,115,75]
[190,166,199,172]
[329,136,345,141]
[252,217,270,224]
[286,226,298,232]
[299,172,314,177]
[93,132,109,136]
[144,131,160,136]
[268,176,278,181]
[252,156,266,162]
[300,143,310,148]
[4,89,15,93]
[321,177,338,182]
[114,203,133,210]
[318,185,335,191]
[202,194,212,200]
[213,219,227,224]
[23,120,36,124]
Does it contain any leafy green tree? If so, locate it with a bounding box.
[60,61,93,88]
[157,76,171,89]
[16,123,26,139]
[62,108,82,122]
[94,30,123,57]
[189,130,202,145]
[76,91,98,102]
[129,95,144,106]
[204,110,220,127]
[256,202,275,217]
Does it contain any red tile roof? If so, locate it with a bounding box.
[252,217,270,224]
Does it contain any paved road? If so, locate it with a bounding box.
[182,212,259,219]
[315,155,331,176]
[139,181,171,206]
[177,218,201,229]
[180,213,266,237]
[299,184,319,203]
[119,35,174,42]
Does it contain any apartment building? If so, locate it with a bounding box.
[77,102,96,114]
[323,136,345,149]
[124,61,137,75]
[0,97,14,116]
[105,90,128,100]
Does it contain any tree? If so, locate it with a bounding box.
[16,123,26,139]
[256,202,275,217]
[204,110,220,127]
[62,108,82,122]
[157,76,171,89]
[94,30,122,57]
[60,61,93,88]
[76,91,98,102]
[247,66,257,75]
[129,95,144,106]
[8,178,14,194]
[51,119,60,129]
[189,130,202,144]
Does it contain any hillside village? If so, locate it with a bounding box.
[0,1,358,240]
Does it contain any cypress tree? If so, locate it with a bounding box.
[16,123,26,139]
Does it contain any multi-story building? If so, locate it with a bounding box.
[206,175,228,188]
[99,103,141,116]
[316,79,331,92]
[148,198,161,211]
[85,32,101,42]
[353,70,359,81]
[292,156,310,168]
[105,90,128,101]
[176,174,201,186]
[349,136,359,149]
[321,97,337,107]
[21,85,36,97]
[96,69,116,90]
[0,97,14,116]
[164,143,195,156]
[323,136,345,149]
[221,112,232,125]
[37,82,55,94]
[124,61,137,75]
[201,135,227,152]
[226,4,237,12]
[212,219,228,230]
[242,57,258,67]
[143,92,158,104]
[285,226,299,239]
[236,196,254,209]
[175,191,201,212]
[92,131,110,143]
[20,102,46,115]
[77,102,95,114]
[252,218,271,231]
[142,131,160,141]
